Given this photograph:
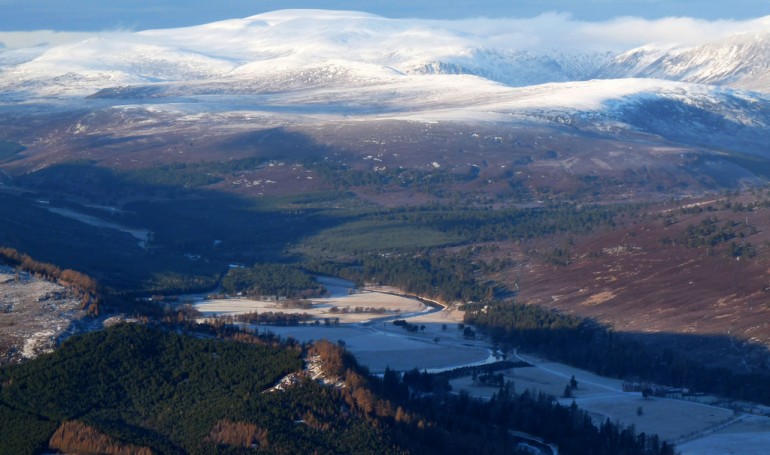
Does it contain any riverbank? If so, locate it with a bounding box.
[193,278,495,373]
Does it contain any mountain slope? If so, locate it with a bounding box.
[598,32,770,91]
[3,9,770,102]
[2,9,770,194]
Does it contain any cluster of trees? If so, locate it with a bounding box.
[544,246,572,266]
[405,387,674,455]
[222,263,326,299]
[13,162,348,297]
[310,341,614,454]
[474,371,506,388]
[0,402,57,454]
[308,340,674,455]
[393,319,426,333]
[311,203,630,252]
[0,176,231,297]
[0,323,307,454]
[122,156,266,189]
[431,361,527,383]
[563,375,579,398]
[204,419,269,449]
[316,252,492,304]
[381,203,624,243]
[372,364,673,454]
[0,246,100,314]
[124,162,223,188]
[329,305,392,314]
[308,160,479,195]
[143,271,220,296]
[278,299,314,309]
[661,216,757,252]
[48,421,152,455]
[235,311,313,326]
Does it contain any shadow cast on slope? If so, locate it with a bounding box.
[2,159,347,295]
[470,315,770,406]
[610,94,770,163]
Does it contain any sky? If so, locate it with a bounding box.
[0,0,768,32]
[0,1,768,51]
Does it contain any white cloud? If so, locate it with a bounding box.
[430,13,770,52]
[1,11,769,55]
[0,31,99,51]
[574,15,770,49]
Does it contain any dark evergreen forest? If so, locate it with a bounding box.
[0,323,675,455]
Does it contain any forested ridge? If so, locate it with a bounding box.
[0,323,674,454]
[0,323,393,454]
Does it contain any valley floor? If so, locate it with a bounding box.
[454,350,770,455]
[197,283,770,454]
[194,285,495,373]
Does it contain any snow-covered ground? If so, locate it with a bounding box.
[1,9,769,121]
[195,280,495,373]
[678,414,770,455]
[262,323,493,373]
[1,9,769,160]
[46,206,151,248]
[4,10,770,95]
[195,279,770,450]
[451,350,770,453]
[0,266,86,364]
[195,286,427,323]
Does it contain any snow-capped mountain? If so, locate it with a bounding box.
[1,8,770,158]
[2,9,770,101]
[0,10,604,100]
[405,49,611,87]
[598,32,770,92]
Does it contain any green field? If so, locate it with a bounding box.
[298,218,463,257]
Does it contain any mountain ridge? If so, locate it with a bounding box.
[3,9,770,102]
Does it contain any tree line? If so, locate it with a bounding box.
[466,300,770,406]
[310,340,675,455]
[309,252,492,304]
[0,246,100,314]
[222,263,326,299]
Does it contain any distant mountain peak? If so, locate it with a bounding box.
[599,31,770,91]
[2,10,770,103]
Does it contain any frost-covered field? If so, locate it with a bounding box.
[0,266,86,364]
[452,351,770,453]
[195,286,426,323]
[195,284,495,373]
[678,414,770,455]
[262,323,493,373]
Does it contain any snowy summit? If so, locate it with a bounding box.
[1,9,770,124]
